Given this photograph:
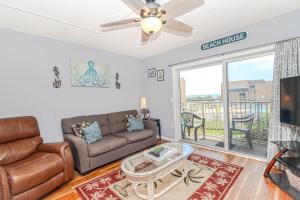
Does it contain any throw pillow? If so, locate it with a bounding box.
[127,115,144,132]
[82,121,102,144]
[71,121,92,139]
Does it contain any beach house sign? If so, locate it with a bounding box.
[201,32,247,50]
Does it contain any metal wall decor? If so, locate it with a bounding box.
[115,72,121,89]
[52,66,61,88]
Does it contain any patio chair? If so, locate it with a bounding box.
[181,112,205,141]
[230,114,255,149]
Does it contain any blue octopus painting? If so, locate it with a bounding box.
[71,59,109,88]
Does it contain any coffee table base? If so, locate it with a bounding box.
[132,175,184,200]
[127,158,188,200]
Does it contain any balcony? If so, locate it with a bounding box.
[181,100,271,157]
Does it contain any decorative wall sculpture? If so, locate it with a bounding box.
[52,66,61,88]
[71,58,110,88]
[115,73,121,89]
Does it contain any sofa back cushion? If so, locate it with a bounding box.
[0,116,40,144]
[61,114,111,136]
[0,136,43,166]
[107,110,138,134]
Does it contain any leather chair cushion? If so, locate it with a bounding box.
[0,116,40,144]
[107,110,138,134]
[0,136,43,166]
[87,135,127,156]
[113,129,154,144]
[4,152,64,196]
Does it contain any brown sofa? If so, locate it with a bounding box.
[0,116,74,200]
[62,110,158,174]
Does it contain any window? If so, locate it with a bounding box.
[227,54,274,157]
[180,64,224,148]
[239,93,246,100]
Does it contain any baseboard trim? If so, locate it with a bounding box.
[160,136,175,142]
[180,140,268,163]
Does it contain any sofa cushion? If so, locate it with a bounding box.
[113,129,153,143]
[127,115,144,132]
[62,114,111,136]
[71,120,90,139]
[87,135,127,156]
[82,122,102,144]
[107,110,138,134]
[4,152,64,196]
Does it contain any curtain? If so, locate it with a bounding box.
[267,38,300,161]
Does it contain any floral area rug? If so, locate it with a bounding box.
[75,153,243,200]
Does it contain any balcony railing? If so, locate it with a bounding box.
[181,100,271,143]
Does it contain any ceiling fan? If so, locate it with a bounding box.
[100,0,204,42]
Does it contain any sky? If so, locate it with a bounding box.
[228,54,274,81]
[180,54,274,96]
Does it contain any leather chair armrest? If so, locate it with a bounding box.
[37,142,74,181]
[38,142,69,154]
[0,166,11,200]
[63,134,90,174]
[143,120,158,136]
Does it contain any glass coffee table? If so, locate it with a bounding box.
[121,142,193,200]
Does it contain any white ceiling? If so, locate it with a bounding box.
[0,0,299,59]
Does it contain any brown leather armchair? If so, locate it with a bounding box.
[0,116,74,200]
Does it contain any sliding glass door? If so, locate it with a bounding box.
[227,54,274,157]
[178,51,275,158]
[180,64,224,148]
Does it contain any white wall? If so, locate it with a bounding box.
[1,10,300,143]
[0,29,144,142]
[142,10,300,140]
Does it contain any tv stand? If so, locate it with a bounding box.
[264,141,300,199]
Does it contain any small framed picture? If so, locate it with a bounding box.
[157,69,164,81]
[148,68,156,77]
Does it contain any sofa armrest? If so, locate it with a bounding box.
[37,142,74,181]
[0,166,11,200]
[143,120,158,136]
[63,134,89,174]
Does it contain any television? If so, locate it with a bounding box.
[280,76,300,126]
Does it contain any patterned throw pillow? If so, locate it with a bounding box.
[126,115,144,132]
[82,122,102,144]
[71,121,92,139]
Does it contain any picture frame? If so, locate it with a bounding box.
[157,69,164,81]
[148,68,156,77]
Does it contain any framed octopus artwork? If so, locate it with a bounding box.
[71,58,110,88]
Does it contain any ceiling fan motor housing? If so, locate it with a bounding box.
[141,1,166,18]
[145,0,156,3]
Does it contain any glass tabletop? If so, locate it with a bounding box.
[272,141,300,152]
[121,142,193,176]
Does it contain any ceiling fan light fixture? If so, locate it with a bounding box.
[141,16,162,34]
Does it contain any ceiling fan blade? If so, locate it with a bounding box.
[141,31,150,42]
[122,0,145,15]
[101,18,141,28]
[164,19,193,33]
[162,0,204,18]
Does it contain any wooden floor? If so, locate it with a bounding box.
[44,140,293,200]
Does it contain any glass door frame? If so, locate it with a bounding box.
[172,45,275,158]
[179,63,225,148]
